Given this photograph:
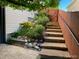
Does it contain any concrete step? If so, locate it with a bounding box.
[40,49,71,59]
[41,42,68,51]
[44,32,63,37]
[46,28,62,32]
[44,37,65,43]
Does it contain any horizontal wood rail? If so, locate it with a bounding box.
[58,14,79,46]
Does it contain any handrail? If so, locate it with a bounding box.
[58,14,79,46]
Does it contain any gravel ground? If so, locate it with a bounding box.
[0,44,40,59]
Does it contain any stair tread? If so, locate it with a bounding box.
[46,28,61,31]
[47,22,52,25]
[47,26,60,28]
[44,37,64,40]
[47,22,59,26]
[41,42,67,48]
[40,22,71,58]
[44,32,63,35]
[46,29,62,32]
[44,37,65,43]
[40,49,71,58]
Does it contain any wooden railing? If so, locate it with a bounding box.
[59,15,79,46]
[58,11,79,59]
[48,9,79,59]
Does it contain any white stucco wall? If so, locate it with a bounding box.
[5,7,35,38]
[68,0,79,11]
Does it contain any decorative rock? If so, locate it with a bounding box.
[25,43,33,48]
[34,45,41,51]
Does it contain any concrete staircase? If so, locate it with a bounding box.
[40,22,71,59]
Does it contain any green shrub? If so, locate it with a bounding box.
[15,21,34,37]
[26,24,45,39]
[10,23,45,41]
[10,32,19,38]
[33,25,45,34]
[36,17,49,26]
[9,13,48,42]
[10,22,33,38]
[20,21,33,28]
[17,28,30,36]
[34,13,49,26]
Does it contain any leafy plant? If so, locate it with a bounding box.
[20,21,33,28]
[0,0,60,10]
[34,24,45,34]
[10,21,45,40]
[26,24,45,39]
[34,13,49,26]
[10,32,20,38]
[10,21,33,38]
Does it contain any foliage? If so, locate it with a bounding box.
[33,24,45,34]
[34,13,49,26]
[26,24,45,39]
[20,21,33,28]
[11,21,45,40]
[16,28,30,37]
[9,32,19,38]
[10,22,33,38]
[0,0,60,10]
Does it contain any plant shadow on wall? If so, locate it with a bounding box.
[7,12,49,51]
